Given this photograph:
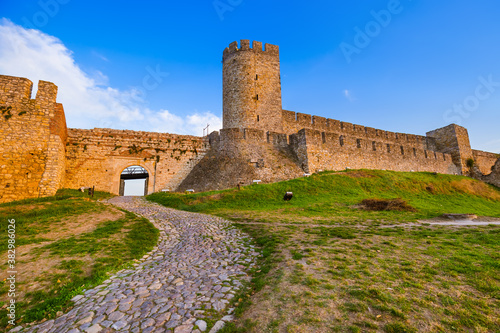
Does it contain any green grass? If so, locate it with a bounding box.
[0,189,158,329]
[148,170,500,224]
[147,169,500,333]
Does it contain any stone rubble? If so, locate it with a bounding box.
[12,196,259,333]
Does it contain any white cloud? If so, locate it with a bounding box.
[0,18,221,136]
[343,89,355,101]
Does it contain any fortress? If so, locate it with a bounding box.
[1,39,499,203]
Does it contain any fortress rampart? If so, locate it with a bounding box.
[0,75,66,202]
[1,39,499,202]
[65,128,208,195]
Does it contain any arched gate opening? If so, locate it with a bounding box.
[119,166,149,196]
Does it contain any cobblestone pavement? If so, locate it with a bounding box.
[12,196,259,333]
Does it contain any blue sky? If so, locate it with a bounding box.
[0,0,499,152]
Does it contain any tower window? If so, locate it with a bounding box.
[257,115,260,122]
[387,144,391,153]
[256,94,259,100]
[357,139,362,148]
[322,132,326,144]
[339,135,344,147]
[372,141,376,151]
[255,74,258,80]
[400,146,404,155]
[413,148,416,157]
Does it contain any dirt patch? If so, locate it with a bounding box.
[342,170,376,178]
[38,207,124,240]
[188,193,226,205]
[0,206,124,305]
[360,198,417,212]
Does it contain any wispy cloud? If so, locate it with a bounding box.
[0,18,221,136]
[91,50,109,62]
[343,89,355,102]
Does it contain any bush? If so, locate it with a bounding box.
[361,198,416,212]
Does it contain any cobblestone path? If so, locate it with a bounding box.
[13,196,259,333]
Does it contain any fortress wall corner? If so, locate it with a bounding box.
[426,124,473,174]
[0,75,66,203]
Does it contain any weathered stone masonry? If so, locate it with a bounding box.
[0,74,208,203]
[1,39,499,202]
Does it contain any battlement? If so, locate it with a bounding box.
[0,75,33,105]
[282,109,431,150]
[223,40,279,62]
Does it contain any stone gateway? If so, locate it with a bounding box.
[0,40,498,203]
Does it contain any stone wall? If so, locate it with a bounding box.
[482,158,500,188]
[426,124,474,174]
[178,130,304,192]
[472,149,499,175]
[0,75,65,203]
[283,110,432,150]
[223,40,283,133]
[65,128,209,195]
[289,128,458,175]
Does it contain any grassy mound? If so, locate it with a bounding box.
[0,189,159,330]
[148,170,500,224]
[148,170,500,333]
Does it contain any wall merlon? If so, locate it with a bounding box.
[0,75,34,105]
[297,113,312,127]
[240,39,250,50]
[326,119,341,132]
[222,40,279,62]
[252,41,262,51]
[264,43,279,56]
[282,110,296,123]
[36,80,58,105]
[312,116,327,129]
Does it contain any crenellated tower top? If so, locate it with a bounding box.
[222,40,283,133]
[222,40,279,62]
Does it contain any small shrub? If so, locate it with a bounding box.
[361,198,416,212]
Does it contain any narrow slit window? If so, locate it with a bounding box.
[257,115,260,122]
[255,74,258,80]
[387,144,391,153]
[372,141,376,151]
[357,139,362,148]
[424,150,428,158]
[339,135,344,147]
[322,132,326,144]
[413,148,417,157]
[400,146,404,155]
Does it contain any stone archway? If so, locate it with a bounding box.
[119,165,149,196]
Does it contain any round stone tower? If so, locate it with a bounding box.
[222,40,283,133]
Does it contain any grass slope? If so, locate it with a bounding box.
[148,170,500,333]
[0,189,159,330]
[148,170,500,224]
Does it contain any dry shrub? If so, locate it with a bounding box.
[361,198,417,212]
[344,170,376,178]
[450,179,500,201]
